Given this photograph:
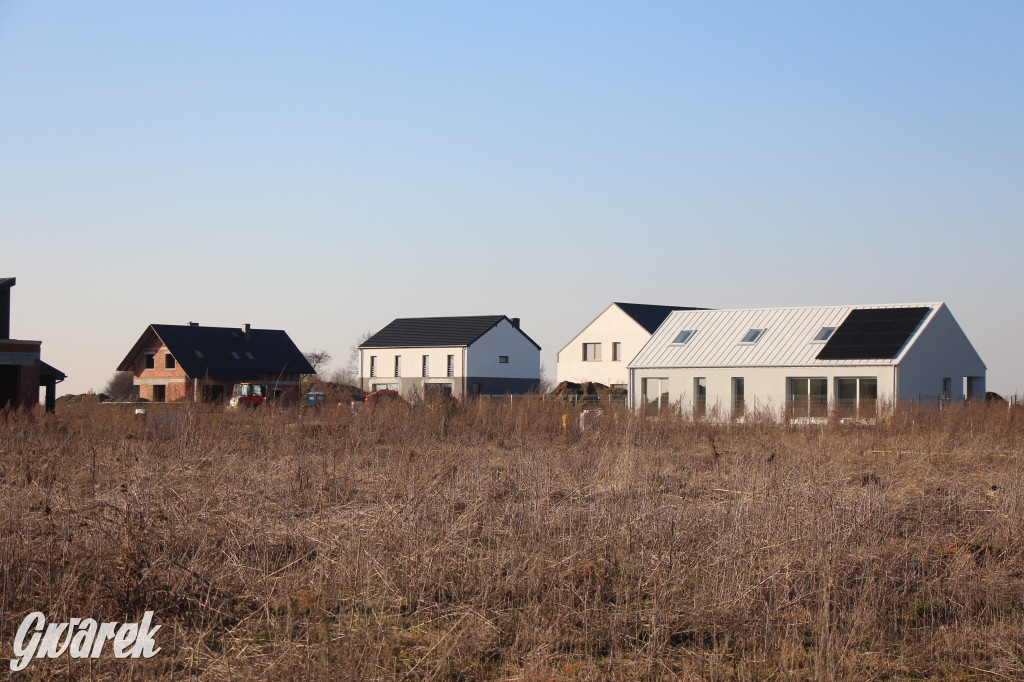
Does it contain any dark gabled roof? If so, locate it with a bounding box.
[117,324,315,380]
[816,306,932,360]
[614,302,708,334]
[0,277,14,290]
[361,315,541,350]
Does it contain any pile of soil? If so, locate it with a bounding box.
[548,381,626,398]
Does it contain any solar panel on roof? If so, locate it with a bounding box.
[816,307,930,360]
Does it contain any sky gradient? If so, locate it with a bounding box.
[2,2,1022,397]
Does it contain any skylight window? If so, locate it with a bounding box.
[194,350,204,358]
[230,351,240,359]
[740,329,765,344]
[245,352,255,360]
[671,330,695,344]
[813,327,836,342]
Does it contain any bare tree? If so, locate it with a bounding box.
[332,331,374,387]
[103,371,137,400]
[303,348,333,378]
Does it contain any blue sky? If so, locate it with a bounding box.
[2,2,1022,396]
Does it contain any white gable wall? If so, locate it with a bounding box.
[556,304,649,386]
[360,345,466,394]
[895,304,986,402]
[466,319,540,379]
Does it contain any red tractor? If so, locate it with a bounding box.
[229,382,268,408]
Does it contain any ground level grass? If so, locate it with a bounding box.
[1,399,1022,679]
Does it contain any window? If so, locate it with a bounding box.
[836,377,878,417]
[813,327,836,342]
[447,355,454,377]
[672,330,695,344]
[612,342,622,361]
[732,377,745,418]
[144,353,155,370]
[372,383,398,392]
[641,377,669,410]
[422,355,429,377]
[740,329,766,344]
[194,350,204,358]
[164,354,176,369]
[152,385,166,402]
[498,355,509,364]
[583,343,601,361]
[230,351,240,359]
[369,356,377,378]
[395,356,401,377]
[693,377,707,416]
[245,352,255,360]
[788,378,828,417]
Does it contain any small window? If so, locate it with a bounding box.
[498,355,509,364]
[612,342,622,361]
[245,352,255,360]
[395,356,401,377]
[671,330,695,344]
[740,329,765,344]
[230,351,240,359]
[447,354,454,377]
[164,354,176,369]
[583,343,601,361]
[813,327,836,342]
[144,353,155,370]
[422,355,429,377]
[693,377,707,416]
[194,350,204,358]
[369,356,377,377]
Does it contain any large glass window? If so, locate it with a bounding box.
[693,377,707,416]
[836,377,878,417]
[641,378,669,410]
[788,377,828,417]
[732,377,745,418]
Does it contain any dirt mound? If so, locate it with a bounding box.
[548,381,625,398]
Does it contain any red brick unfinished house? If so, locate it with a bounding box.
[117,323,315,404]
[1,277,65,412]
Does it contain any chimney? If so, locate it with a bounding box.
[510,317,520,329]
[189,321,199,327]
[243,323,251,341]
[0,277,12,340]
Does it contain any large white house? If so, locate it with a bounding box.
[628,303,985,418]
[359,315,541,398]
[556,302,705,388]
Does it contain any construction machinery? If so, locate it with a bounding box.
[229,382,267,408]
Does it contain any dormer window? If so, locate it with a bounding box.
[671,330,695,345]
[740,329,765,344]
[813,326,836,342]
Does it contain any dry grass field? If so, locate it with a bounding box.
[1,398,1022,680]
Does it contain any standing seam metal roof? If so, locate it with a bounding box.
[629,304,939,368]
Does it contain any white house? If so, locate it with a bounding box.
[359,315,541,398]
[556,302,705,388]
[628,303,985,418]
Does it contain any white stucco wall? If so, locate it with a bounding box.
[465,320,540,379]
[360,346,465,392]
[556,305,651,386]
[895,304,986,402]
[630,365,897,417]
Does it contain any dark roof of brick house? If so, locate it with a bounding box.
[360,315,541,350]
[118,324,315,380]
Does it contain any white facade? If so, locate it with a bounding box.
[557,303,688,387]
[360,317,541,398]
[629,303,985,418]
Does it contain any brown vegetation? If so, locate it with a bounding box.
[1,400,1022,679]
